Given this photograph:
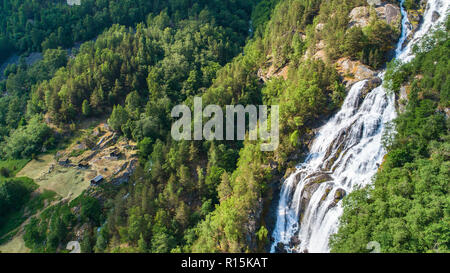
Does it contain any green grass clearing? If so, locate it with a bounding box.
[16,154,55,180]
[35,167,90,200]
[0,159,31,178]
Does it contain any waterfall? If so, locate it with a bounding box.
[270,0,449,253]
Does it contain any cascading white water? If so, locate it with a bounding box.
[271,0,449,253]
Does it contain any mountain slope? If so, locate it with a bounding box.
[331,21,449,253]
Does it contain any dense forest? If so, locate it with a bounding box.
[1,0,248,63]
[0,0,448,253]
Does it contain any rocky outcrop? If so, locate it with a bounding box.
[336,1,401,88]
[367,0,382,6]
[289,235,301,248]
[305,172,332,184]
[112,159,138,185]
[349,3,401,29]
[274,242,288,253]
[349,6,371,28]
[297,181,320,222]
[257,59,289,83]
[375,4,401,25]
[312,40,327,62]
[320,186,333,202]
[334,188,346,200]
[245,197,264,251]
[432,10,441,22]
[361,77,382,96]
[398,84,409,113]
[405,1,427,45]
[444,108,450,119]
[328,188,347,209]
[336,57,377,87]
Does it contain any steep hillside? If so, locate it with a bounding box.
[0,0,447,254]
[193,0,406,252]
[331,20,449,253]
[0,0,256,253]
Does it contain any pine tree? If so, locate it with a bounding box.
[82,99,91,117]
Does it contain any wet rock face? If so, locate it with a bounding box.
[406,0,427,42]
[289,236,301,248]
[272,236,301,252]
[328,188,347,209]
[320,186,333,203]
[361,77,382,98]
[306,172,332,184]
[432,11,440,22]
[275,242,288,253]
[297,181,320,222]
[284,167,297,179]
[334,188,346,201]
[294,171,303,185]
[323,128,349,171]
